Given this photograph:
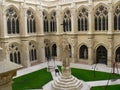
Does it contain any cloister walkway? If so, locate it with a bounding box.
[15,61,120,88]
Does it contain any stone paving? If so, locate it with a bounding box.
[15,61,120,88]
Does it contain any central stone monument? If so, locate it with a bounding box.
[43,36,91,90]
[52,43,83,90]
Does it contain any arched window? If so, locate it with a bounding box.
[78,8,88,31]
[29,42,37,61]
[9,44,21,64]
[94,5,108,31]
[52,44,57,57]
[114,4,120,31]
[27,10,36,33]
[63,10,71,32]
[6,7,19,34]
[50,11,57,32]
[43,11,49,32]
[115,47,120,62]
[79,45,88,59]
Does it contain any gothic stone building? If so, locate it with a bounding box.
[0,0,120,67]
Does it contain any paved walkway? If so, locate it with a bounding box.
[15,61,120,88]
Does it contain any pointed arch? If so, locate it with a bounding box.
[6,6,19,34]
[50,10,57,32]
[114,3,120,31]
[78,6,88,31]
[79,45,88,59]
[9,42,21,64]
[115,46,120,62]
[96,45,107,64]
[63,8,71,32]
[94,4,108,31]
[43,10,49,32]
[52,44,57,57]
[27,9,36,33]
[29,41,37,61]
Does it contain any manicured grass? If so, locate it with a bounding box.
[91,85,120,90]
[58,66,120,81]
[12,68,53,90]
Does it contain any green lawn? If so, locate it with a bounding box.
[58,66,120,81]
[12,68,53,90]
[91,85,120,90]
[13,66,120,90]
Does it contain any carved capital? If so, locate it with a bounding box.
[108,3,113,12]
[0,4,6,16]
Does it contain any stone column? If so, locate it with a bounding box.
[0,42,9,61]
[108,2,113,34]
[88,36,94,64]
[21,40,30,67]
[37,38,45,62]
[56,43,61,61]
[88,2,94,64]
[19,3,28,36]
[35,5,41,35]
[88,4,94,34]
[107,36,113,67]
[107,1,113,66]
[71,37,77,62]
[71,3,77,34]
[41,44,46,62]
[56,5,63,34]
[0,4,7,38]
[39,8,44,35]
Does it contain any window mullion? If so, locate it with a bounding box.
[80,18,82,31]
[101,16,103,31]
[15,18,17,34]
[97,17,99,31]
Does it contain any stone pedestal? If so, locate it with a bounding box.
[0,60,22,90]
[52,75,83,90]
[43,76,91,90]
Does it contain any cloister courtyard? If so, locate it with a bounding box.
[12,61,120,90]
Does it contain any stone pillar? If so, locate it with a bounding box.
[88,1,94,64]
[107,36,113,67]
[71,37,77,62]
[0,4,7,38]
[108,1,113,34]
[56,5,63,34]
[88,36,94,64]
[71,3,77,34]
[35,5,41,35]
[88,3,94,34]
[107,0,113,66]
[56,43,61,61]
[39,8,44,35]
[19,3,28,36]
[21,40,30,67]
[0,42,9,61]
[40,38,46,62]
[37,38,45,62]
